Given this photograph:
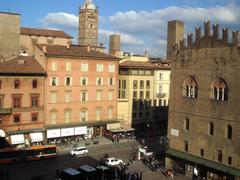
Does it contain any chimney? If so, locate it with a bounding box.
[43,45,47,53]
[213,24,219,40]
[144,51,149,58]
[232,31,239,47]
[87,44,91,52]
[187,33,193,47]
[66,42,70,49]
[204,21,211,37]
[222,28,229,43]
[195,27,201,42]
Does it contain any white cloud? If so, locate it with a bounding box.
[40,4,240,57]
[109,4,240,57]
[41,12,78,30]
[99,29,144,45]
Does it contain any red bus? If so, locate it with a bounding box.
[0,145,57,164]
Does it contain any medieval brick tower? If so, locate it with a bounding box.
[166,20,184,60]
[78,0,98,47]
[109,34,121,56]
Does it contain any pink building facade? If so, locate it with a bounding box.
[36,44,119,141]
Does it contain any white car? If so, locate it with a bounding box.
[70,147,88,156]
[104,157,123,166]
[138,146,153,156]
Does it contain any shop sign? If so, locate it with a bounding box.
[171,128,179,137]
[74,126,87,135]
[47,129,61,138]
[107,123,120,130]
[61,128,74,137]
[11,134,25,145]
[0,129,6,137]
[30,132,43,142]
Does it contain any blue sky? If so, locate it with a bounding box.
[1,0,240,57]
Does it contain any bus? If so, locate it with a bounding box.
[0,145,57,164]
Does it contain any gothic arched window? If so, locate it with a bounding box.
[211,78,228,101]
[183,77,198,98]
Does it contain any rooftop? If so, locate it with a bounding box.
[20,27,73,39]
[0,56,46,76]
[36,44,119,60]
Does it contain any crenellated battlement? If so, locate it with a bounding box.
[173,21,239,51]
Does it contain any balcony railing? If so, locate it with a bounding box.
[0,108,12,115]
[157,93,166,98]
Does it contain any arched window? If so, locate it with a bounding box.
[50,109,57,125]
[217,150,222,162]
[64,109,72,123]
[32,79,38,88]
[227,125,232,140]
[211,78,228,101]
[14,79,20,89]
[208,123,214,136]
[183,77,198,98]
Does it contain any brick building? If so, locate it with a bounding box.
[166,21,240,179]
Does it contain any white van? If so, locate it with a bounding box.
[70,147,88,156]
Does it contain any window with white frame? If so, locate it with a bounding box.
[50,77,58,86]
[65,91,72,103]
[108,91,113,100]
[81,63,88,72]
[50,92,57,103]
[97,91,101,101]
[81,91,88,102]
[50,110,57,124]
[81,76,88,86]
[108,107,113,119]
[96,64,104,72]
[96,77,103,86]
[51,62,57,71]
[96,108,101,120]
[80,110,88,122]
[108,64,115,73]
[64,109,72,123]
[65,76,72,86]
[66,62,71,71]
[108,77,114,85]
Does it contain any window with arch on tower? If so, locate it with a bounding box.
[211,78,228,101]
[183,77,198,98]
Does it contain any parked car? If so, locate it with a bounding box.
[138,146,153,156]
[70,147,88,156]
[102,157,123,166]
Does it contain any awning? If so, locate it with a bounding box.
[11,134,25,145]
[30,132,43,142]
[107,128,135,133]
[61,128,74,137]
[167,149,240,177]
[47,129,61,138]
[75,126,87,135]
[106,123,120,130]
[0,129,6,137]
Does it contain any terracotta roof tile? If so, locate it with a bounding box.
[36,44,119,60]
[0,56,46,76]
[120,60,171,70]
[120,61,157,69]
[20,27,73,39]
